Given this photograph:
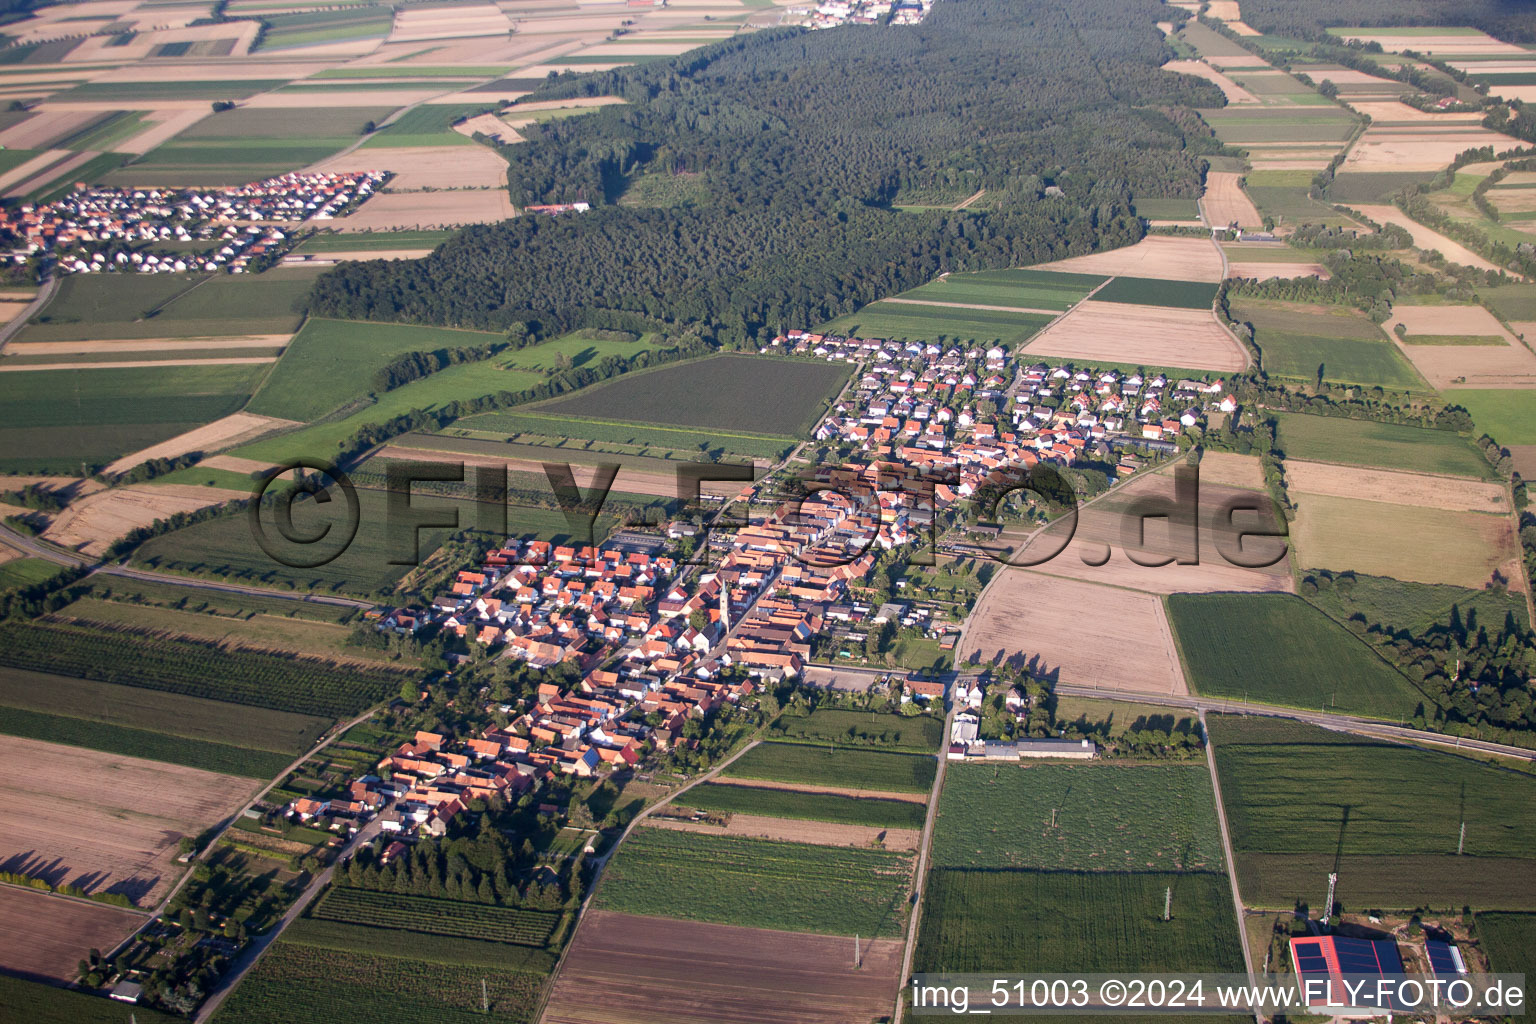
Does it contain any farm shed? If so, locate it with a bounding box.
[1290,935,1406,1015]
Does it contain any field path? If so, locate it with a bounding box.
[882,297,1062,316]
[952,188,986,210]
[1200,708,1260,1021]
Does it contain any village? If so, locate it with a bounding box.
[1,170,389,274]
[805,0,935,30]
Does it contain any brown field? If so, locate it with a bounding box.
[1309,67,1405,88]
[1204,171,1262,229]
[1343,126,1522,174]
[1290,492,1519,589]
[5,334,288,356]
[1385,305,1536,387]
[707,777,927,804]
[200,454,274,475]
[374,444,685,499]
[0,109,99,150]
[1228,261,1330,280]
[0,886,147,982]
[1284,459,1510,513]
[1351,204,1504,273]
[989,468,1294,595]
[454,111,519,145]
[0,149,69,193]
[1489,189,1536,215]
[318,143,508,189]
[1344,99,1484,123]
[43,482,245,556]
[1196,451,1265,490]
[1163,60,1257,104]
[331,188,515,229]
[646,814,921,851]
[0,356,277,372]
[1028,234,1224,281]
[297,248,435,262]
[1021,300,1245,372]
[1391,304,1514,339]
[959,570,1187,694]
[1508,445,1536,479]
[0,736,257,907]
[543,910,904,1024]
[103,411,299,476]
[247,89,440,109]
[1336,30,1529,56]
[390,2,513,42]
[1512,321,1536,342]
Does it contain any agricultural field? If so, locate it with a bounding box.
[1451,390,1536,445]
[1093,276,1217,309]
[592,826,914,937]
[1230,298,1423,389]
[1207,715,1536,910]
[0,735,256,907]
[721,741,937,794]
[1020,299,1244,372]
[1053,695,1202,740]
[1475,913,1536,989]
[0,885,147,983]
[311,887,559,947]
[914,869,1244,974]
[448,408,795,461]
[530,355,850,437]
[896,267,1106,311]
[1387,303,1536,389]
[294,229,454,253]
[766,707,944,751]
[931,764,1225,872]
[546,910,905,1024]
[1027,234,1224,282]
[0,973,179,1024]
[1167,593,1427,719]
[1302,571,1529,635]
[672,781,928,830]
[1272,412,1497,479]
[816,300,1054,348]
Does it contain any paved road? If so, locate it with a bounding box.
[0,274,56,352]
[1200,709,1262,1024]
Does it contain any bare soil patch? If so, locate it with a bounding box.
[0,736,257,907]
[43,483,245,556]
[543,910,905,1024]
[959,570,1188,694]
[0,886,146,982]
[1204,170,1262,230]
[646,814,920,851]
[1285,459,1510,513]
[1021,300,1245,372]
[707,776,927,804]
[104,412,300,476]
[1029,234,1224,281]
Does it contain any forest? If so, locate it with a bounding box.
[308,0,1223,345]
[1242,0,1536,45]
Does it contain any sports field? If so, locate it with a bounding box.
[1207,715,1536,909]
[1167,593,1427,719]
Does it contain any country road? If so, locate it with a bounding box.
[1200,708,1262,1024]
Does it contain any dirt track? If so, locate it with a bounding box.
[646,813,921,851]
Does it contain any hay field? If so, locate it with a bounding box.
[1344,99,1486,124]
[0,736,257,906]
[1203,170,1262,229]
[1387,304,1536,388]
[43,482,245,556]
[958,570,1187,695]
[1351,203,1504,273]
[1020,300,1245,371]
[1163,60,1257,104]
[1028,234,1223,281]
[390,2,513,42]
[0,886,146,982]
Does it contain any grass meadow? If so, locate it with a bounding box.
[766,708,944,752]
[593,826,914,937]
[1272,413,1496,478]
[450,409,796,461]
[1167,593,1426,719]
[816,302,1054,347]
[1207,715,1536,909]
[895,267,1104,311]
[1449,389,1536,445]
[1290,493,1514,590]
[722,742,938,793]
[673,782,927,829]
[1232,299,1423,388]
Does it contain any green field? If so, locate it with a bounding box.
[452,409,797,461]
[767,708,944,752]
[1208,715,1536,909]
[1302,572,1529,635]
[1232,299,1422,388]
[593,826,913,937]
[931,764,1224,871]
[530,355,850,437]
[1095,276,1217,310]
[0,617,409,717]
[1326,171,1438,203]
[295,230,455,253]
[362,104,490,147]
[1476,913,1536,987]
[673,781,927,829]
[1273,413,1495,479]
[1448,390,1536,445]
[722,742,937,793]
[1134,197,1201,220]
[0,974,180,1024]
[0,704,292,777]
[890,267,1104,312]
[214,938,545,1024]
[914,869,1245,973]
[257,6,393,50]
[312,888,558,947]
[816,301,1054,347]
[0,556,61,591]
[1168,593,1426,719]
[1481,284,1536,323]
[247,318,508,421]
[1247,184,1359,228]
[0,362,269,473]
[58,79,288,101]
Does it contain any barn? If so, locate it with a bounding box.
[1290,935,1406,1015]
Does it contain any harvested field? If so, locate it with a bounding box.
[0,736,256,906]
[1344,127,1522,175]
[311,143,507,189]
[42,482,245,556]
[1021,300,1245,372]
[329,188,513,229]
[709,776,927,804]
[1163,60,1257,104]
[1028,234,1223,282]
[4,334,289,356]
[544,910,904,1024]
[103,412,300,476]
[0,885,146,982]
[373,444,691,500]
[0,149,69,193]
[1509,445,1536,479]
[989,467,1294,594]
[1203,170,1262,229]
[1196,451,1265,490]
[0,356,277,372]
[295,248,434,262]
[647,813,921,851]
[1391,336,1536,389]
[390,2,512,42]
[0,108,99,149]
[1344,99,1485,123]
[1228,261,1329,280]
[958,571,1187,695]
[453,111,517,144]
[1284,459,1510,513]
[1351,204,1504,273]
[1334,30,1529,57]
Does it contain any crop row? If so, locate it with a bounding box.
[314,888,559,946]
[768,708,944,752]
[676,782,926,829]
[0,620,408,717]
[723,741,937,793]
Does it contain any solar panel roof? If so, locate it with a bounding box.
[1427,940,1461,977]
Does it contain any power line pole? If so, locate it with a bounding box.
[482,977,489,1014]
[1457,821,1466,856]
[853,933,861,968]
[1163,886,1172,922]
